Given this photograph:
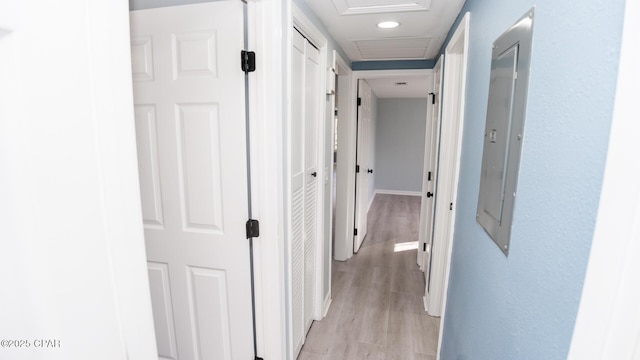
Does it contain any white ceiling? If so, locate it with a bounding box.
[366,76,430,98]
[304,0,465,61]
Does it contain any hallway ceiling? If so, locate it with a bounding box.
[366,76,430,98]
[304,0,465,62]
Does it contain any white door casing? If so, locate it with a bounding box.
[0,1,157,359]
[130,3,254,359]
[436,14,471,358]
[419,55,444,276]
[353,80,373,252]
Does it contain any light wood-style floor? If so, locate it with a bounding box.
[298,194,440,360]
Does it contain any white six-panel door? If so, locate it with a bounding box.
[130,3,253,359]
[291,29,321,357]
[354,80,372,252]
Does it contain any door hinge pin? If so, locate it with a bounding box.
[246,219,260,239]
[357,97,362,106]
[241,50,256,73]
[354,228,358,236]
[423,243,427,251]
[355,165,360,173]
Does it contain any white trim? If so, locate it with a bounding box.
[436,12,470,360]
[568,0,640,358]
[333,55,354,261]
[325,49,349,311]
[335,68,433,261]
[246,0,287,359]
[322,296,333,317]
[375,189,422,197]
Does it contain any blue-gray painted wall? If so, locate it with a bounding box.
[374,98,427,193]
[352,59,435,71]
[439,1,625,360]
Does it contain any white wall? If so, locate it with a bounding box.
[374,98,428,193]
[0,1,157,359]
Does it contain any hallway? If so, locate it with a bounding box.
[299,194,440,360]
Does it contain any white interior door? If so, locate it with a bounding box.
[419,56,443,277]
[304,40,320,333]
[130,3,254,359]
[354,80,372,252]
[290,28,321,356]
[426,17,469,317]
[291,28,307,356]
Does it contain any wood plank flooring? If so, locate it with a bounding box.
[298,194,440,360]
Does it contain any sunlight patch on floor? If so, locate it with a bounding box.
[394,241,418,252]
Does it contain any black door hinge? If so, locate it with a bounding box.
[449,203,453,211]
[255,357,264,360]
[429,92,436,104]
[354,228,358,236]
[355,165,360,173]
[423,243,427,251]
[246,219,260,239]
[357,97,362,106]
[334,109,338,116]
[241,50,256,73]
[428,171,432,181]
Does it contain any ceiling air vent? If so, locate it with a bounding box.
[395,81,408,86]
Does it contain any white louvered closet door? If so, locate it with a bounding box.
[291,29,321,357]
[304,38,320,334]
[291,29,306,356]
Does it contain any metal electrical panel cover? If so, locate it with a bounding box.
[477,8,535,255]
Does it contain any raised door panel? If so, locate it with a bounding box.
[147,262,178,360]
[175,103,224,234]
[134,105,165,229]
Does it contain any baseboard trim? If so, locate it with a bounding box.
[376,189,422,197]
[367,191,376,213]
[322,297,332,318]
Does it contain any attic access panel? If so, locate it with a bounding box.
[477,8,534,256]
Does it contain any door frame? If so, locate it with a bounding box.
[244,0,288,359]
[326,49,351,313]
[334,69,432,261]
[568,0,640,357]
[435,12,470,359]
[333,55,354,262]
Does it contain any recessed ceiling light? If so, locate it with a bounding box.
[377,21,399,29]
